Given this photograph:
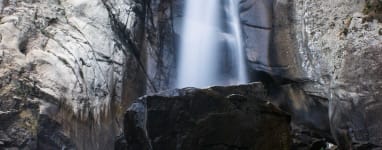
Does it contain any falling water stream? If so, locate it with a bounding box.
[227,0,248,85]
[176,0,248,88]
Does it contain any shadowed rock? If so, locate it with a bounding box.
[123,83,291,150]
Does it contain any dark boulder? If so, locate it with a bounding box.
[123,83,291,150]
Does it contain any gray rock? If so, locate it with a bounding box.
[0,0,129,149]
[0,0,185,149]
[270,0,382,148]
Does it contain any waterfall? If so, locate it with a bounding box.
[176,0,248,88]
[227,0,248,85]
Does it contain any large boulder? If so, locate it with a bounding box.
[123,83,291,150]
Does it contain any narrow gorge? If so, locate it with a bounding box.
[0,0,381,150]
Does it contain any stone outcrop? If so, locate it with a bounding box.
[270,0,382,149]
[123,83,291,150]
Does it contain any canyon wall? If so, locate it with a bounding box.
[0,0,381,149]
[0,0,135,149]
[271,0,382,148]
[0,0,181,149]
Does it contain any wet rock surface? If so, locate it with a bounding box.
[123,83,291,150]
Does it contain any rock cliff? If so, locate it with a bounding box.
[0,0,127,149]
[0,0,181,149]
[271,0,382,148]
[0,0,381,149]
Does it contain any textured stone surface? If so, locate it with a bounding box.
[240,0,279,76]
[271,84,331,137]
[37,114,75,149]
[144,0,181,92]
[103,0,181,92]
[0,0,184,149]
[271,0,382,148]
[124,83,291,150]
[0,0,128,149]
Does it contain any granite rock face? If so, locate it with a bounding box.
[240,0,278,75]
[103,0,181,94]
[270,0,382,149]
[0,0,183,149]
[124,83,291,150]
[0,0,129,149]
[239,0,382,148]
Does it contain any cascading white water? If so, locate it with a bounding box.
[176,0,220,88]
[227,0,248,84]
[176,0,248,88]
